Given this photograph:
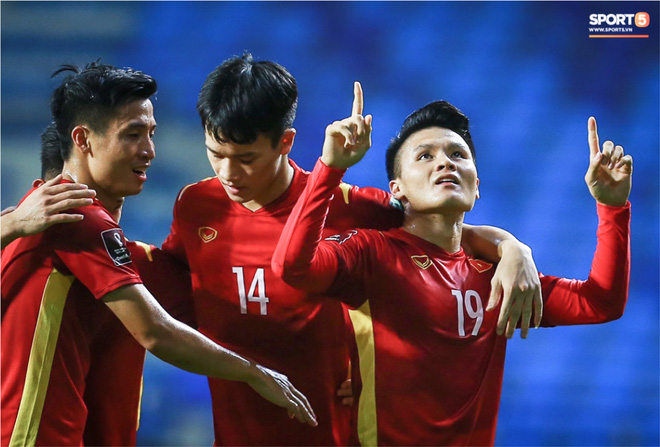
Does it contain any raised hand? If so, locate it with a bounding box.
[321,81,373,170]
[585,117,633,206]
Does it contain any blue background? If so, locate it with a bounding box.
[2,1,658,445]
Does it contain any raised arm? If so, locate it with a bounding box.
[272,82,372,292]
[103,284,317,426]
[541,116,631,325]
[1,175,95,249]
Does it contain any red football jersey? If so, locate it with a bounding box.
[163,159,402,446]
[1,190,142,446]
[272,160,631,446]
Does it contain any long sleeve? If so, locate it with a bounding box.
[541,202,631,326]
[272,158,346,293]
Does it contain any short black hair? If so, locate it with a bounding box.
[385,101,475,180]
[50,60,157,161]
[40,123,64,180]
[197,53,297,147]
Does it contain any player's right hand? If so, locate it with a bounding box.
[584,116,632,207]
[321,81,373,170]
[8,174,96,237]
[249,364,318,427]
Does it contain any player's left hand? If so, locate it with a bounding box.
[487,240,543,339]
[585,117,633,206]
[321,81,373,170]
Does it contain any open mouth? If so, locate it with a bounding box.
[435,177,459,185]
[132,168,148,180]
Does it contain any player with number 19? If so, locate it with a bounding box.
[272,97,631,445]
[163,54,545,446]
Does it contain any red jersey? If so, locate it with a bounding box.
[1,190,142,446]
[272,160,630,446]
[82,240,194,446]
[162,159,402,446]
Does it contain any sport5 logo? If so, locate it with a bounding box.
[589,12,650,27]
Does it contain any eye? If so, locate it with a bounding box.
[240,158,255,166]
[451,150,466,159]
[417,152,433,161]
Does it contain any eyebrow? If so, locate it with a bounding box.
[123,120,156,132]
[205,146,256,158]
[412,141,465,153]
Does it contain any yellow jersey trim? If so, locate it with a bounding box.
[338,183,351,205]
[132,240,154,262]
[10,268,74,446]
[348,301,378,446]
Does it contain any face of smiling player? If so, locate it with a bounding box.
[74,99,157,214]
[390,126,479,216]
[205,129,295,211]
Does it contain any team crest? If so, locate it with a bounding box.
[198,226,218,243]
[411,255,433,270]
[468,258,493,273]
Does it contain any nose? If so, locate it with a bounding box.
[435,152,456,171]
[218,158,242,182]
[141,138,156,161]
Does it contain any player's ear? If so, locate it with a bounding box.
[279,128,296,155]
[71,126,91,154]
[389,179,405,201]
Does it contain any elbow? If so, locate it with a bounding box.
[602,300,627,323]
[595,292,628,323]
[132,321,169,353]
[271,257,306,289]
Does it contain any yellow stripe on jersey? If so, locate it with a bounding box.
[338,182,351,204]
[348,301,378,446]
[132,240,154,262]
[177,177,215,201]
[10,268,74,447]
[136,353,146,432]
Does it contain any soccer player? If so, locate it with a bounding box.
[1,62,316,446]
[33,122,197,446]
[272,93,631,445]
[162,54,544,445]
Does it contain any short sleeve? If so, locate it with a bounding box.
[50,204,142,300]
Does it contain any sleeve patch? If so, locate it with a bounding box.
[325,230,358,245]
[101,229,133,266]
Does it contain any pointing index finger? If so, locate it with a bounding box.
[588,116,600,158]
[352,81,364,116]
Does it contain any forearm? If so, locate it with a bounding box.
[148,315,260,382]
[582,202,630,317]
[542,202,630,325]
[461,223,517,261]
[104,285,259,383]
[1,212,22,249]
[272,158,343,292]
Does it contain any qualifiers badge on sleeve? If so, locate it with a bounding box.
[101,228,132,266]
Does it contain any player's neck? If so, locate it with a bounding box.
[402,211,464,253]
[241,157,294,212]
[62,161,124,222]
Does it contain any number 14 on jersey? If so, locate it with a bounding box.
[232,267,270,315]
